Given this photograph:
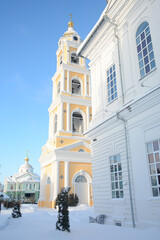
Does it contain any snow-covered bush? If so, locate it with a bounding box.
[68,193,79,206]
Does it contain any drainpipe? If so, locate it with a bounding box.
[108,18,135,228]
[117,112,136,228]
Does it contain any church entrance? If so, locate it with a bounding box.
[74,175,88,205]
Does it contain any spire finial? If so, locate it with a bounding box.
[25,150,29,162]
[69,14,72,22]
[68,14,74,28]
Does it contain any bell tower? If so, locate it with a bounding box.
[38,18,92,208]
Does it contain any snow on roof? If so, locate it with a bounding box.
[0,192,10,199]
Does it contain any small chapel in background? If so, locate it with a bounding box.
[4,154,40,203]
[38,17,92,208]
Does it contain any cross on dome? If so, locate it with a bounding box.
[68,14,74,28]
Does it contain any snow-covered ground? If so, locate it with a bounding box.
[0,204,160,240]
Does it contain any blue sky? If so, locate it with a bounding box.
[0,0,106,183]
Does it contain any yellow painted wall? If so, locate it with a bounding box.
[63,44,67,63]
[59,161,64,191]
[70,104,87,119]
[89,107,92,122]
[56,137,80,148]
[63,103,67,131]
[69,162,92,188]
[65,70,67,91]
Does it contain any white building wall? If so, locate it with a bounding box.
[79,0,160,228]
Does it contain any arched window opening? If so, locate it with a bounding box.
[60,55,62,64]
[75,175,87,183]
[71,52,79,64]
[57,82,60,96]
[78,149,85,152]
[72,79,81,95]
[72,112,83,134]
[136,22,156,78]
[54,115,58,134]
[47,177,51,184]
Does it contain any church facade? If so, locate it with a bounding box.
[4,155,40,203]
[77,0,160,228]
[38,19,92,208]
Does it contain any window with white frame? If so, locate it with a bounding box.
[60,55,62,65]
[75,175,87,183]
[71,52,79,64]
[110,154,123,198]
[136,22,156,78]
[107,64,117,103]
[146,139,160,197]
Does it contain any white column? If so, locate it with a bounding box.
[40,167,45,200]
[67,71,70,92]
[87,106,90,130]
[60,102,63,130]
[67,47,69,63]
[67,103,70,131]
[88,75,91,96]
[84,75,87,96]
[54,161,59,200]
[64,161,69,187]
[61,71,65,92]
[50,162,54,201]
[58,104,61,131]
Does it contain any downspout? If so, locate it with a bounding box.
[109,19,135,228]
[116,112,136,228]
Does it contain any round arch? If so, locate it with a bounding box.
[71,76,83,95]
[71,108,86,134]
[72,170,92,205]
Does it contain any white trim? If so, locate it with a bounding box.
[72,170,92,184]
[72,170,92,205]
[64,161,69,187]
[67,71,70,92]
[84,75,87,96]
[53,161,59,200]
[61,71,65,92]
[67,103,70,131]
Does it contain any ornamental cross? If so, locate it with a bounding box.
[60,139,64,144]
[26,150,29,157]
[60,175,64,180]
[69,14,72,22]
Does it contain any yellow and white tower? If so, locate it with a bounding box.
[38,17,92,208]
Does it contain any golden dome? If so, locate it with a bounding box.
[25,156,29,162]
[68,14,74,28]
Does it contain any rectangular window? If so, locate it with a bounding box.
[107,64,117,103]
[146,139,160,197]
[110,154,124,198]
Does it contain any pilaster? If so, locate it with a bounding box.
[67,71,70,93]
[53,161,59,200]
[64,161,69,187]
[67,103,70,131]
